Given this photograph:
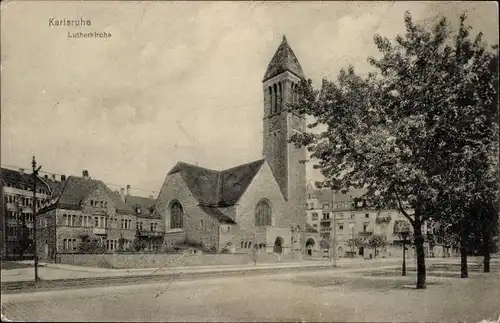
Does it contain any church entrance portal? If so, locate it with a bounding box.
[273,237,284,254]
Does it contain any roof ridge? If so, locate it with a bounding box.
[222,159,265,172]
[216,172,222,205]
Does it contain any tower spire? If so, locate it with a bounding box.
[263,35,304,82]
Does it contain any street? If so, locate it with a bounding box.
[2,264,499,322]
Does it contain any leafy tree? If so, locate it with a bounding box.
[426,233,436,258]
[79,233,105,254]
[367,234,387,258]
[132,229,147,252]
[289,12,497,288]
[320,239,330,250]
[423,24,498,277]
[346,236,365,256]
[118,236,126,252]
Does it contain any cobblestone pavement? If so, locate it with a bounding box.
[2,264,499,322]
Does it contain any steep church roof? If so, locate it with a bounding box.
[167,159,266,207]
[263,35,305,82]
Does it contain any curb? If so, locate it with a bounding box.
[0,264,338,294]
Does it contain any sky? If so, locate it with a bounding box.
[1,1,498,197]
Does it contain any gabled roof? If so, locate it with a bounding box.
[1,167,51,192]
[167,159,266,207]
[124,194,158,218]
[263,36,305,82]
[55,176,101,208]
[41,176,132,213]
[44,178,66,197]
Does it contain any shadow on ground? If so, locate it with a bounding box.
[274,275,443,292]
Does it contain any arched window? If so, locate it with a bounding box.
[241,241,244,248]
[268,86,273,115]
[244,242,248,248]
[273,84,278,113]
[248,241,252,249]
[170,201,184,229]
[277,82,282,112]
[255,200,272,226]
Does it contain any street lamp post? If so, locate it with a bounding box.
[400,229,410,276]
[331,216,337,267]
[32,156,42,282]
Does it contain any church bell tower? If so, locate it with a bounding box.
[262,36,306,227]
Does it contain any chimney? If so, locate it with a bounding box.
[61,175,66,181]
[82,169,89,179]
[120,188,125,202]
[149,195,154,199]
[126,185,131,196]
[52,174,56,181]
[20,168,25,173]
[44,175,48,180]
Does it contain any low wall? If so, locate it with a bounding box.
[58,252,295,269]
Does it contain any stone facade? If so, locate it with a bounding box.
[228,161,288,253]
[156,172,220,249]
[35,176,141,261]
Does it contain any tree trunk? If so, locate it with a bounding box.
[414,224,426,289]
[484,251,491,273]
[482,213,492,273]
[460,224,468,278]
[483,228,491,273]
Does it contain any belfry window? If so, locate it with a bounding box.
[278,82,282,112]
[268,86,272,115]
[273,84,278,113]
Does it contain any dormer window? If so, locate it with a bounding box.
[136,206,142,214]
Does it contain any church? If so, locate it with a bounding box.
[156,36,318,255]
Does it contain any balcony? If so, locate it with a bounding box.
[359,231,373,237]
[139,230,164,238]
[92,228,107,235]
[320,218,332,222]
[376,216,392,225]
[320,226,332,232]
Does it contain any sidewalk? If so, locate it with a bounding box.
[2,256,490,284]
[1,258,404,283]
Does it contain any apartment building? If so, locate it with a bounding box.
[1,167,53,259]
[306,186,438,259]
